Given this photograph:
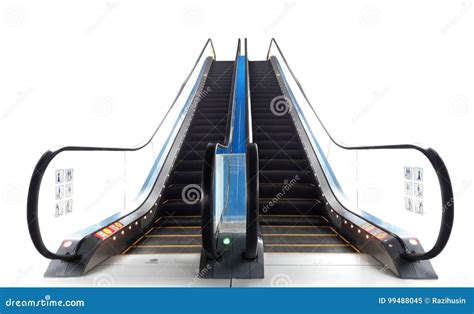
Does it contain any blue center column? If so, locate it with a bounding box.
[219,55,247,233]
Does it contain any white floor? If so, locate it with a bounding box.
[12,252,468,288]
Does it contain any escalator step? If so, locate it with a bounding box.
[123,217,202,254]
[159,200,201,216]
[125,60,234,255]
[259,216,358,253]
[166,171,202,185]
[259,200,323,215]
[249,60,358,253]
[259,183,318,199]
[263,244,355,253]
[250,60,323,219]
[259,170,314,184]
[174,160,207,171]
[126,246,201,254]
[259,215,327,226]
[253,140,302,150]
[260,159,310,171]
[162,184,204,200]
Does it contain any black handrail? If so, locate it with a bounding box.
[245,38,253,145]
[27,39,216,261]
[245,143,259,260]
[244,39,259,259]
[266,38,454,261]
[201,143,218,260]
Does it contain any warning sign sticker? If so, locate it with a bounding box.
[94,221,124,240]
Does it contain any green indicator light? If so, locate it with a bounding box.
[223,237,231,245]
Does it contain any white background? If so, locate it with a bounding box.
[0,0,472,286]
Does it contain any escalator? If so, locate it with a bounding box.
[249,60,358,253]
[27,38,453,281]
[26,39,240,277]
[243,39,454,279]
[123,61,234,255]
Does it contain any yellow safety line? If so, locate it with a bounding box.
[260,199,321,202]
[262,214,323,217]
[266,251,357,254]
[262,234,337,237]
[121,246,134,255]
[265,244,350,247]
[121,217,199,255]
[159,226,201,229]
[123,251,200,255]
[263,225,332,229]
[329,226,361,253]
[145,227,155,236]
[145,234,200,238]
[132,244,201,248]
[122,230,153,255]
[122,235,146,254]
